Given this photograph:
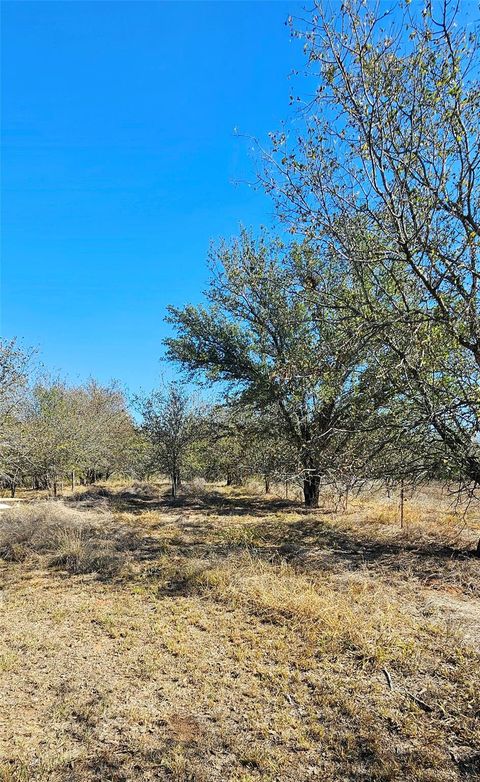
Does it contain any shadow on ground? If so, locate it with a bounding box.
[62,485,480,595]
[111,486,300,517]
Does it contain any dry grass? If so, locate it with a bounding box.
[0,484,479,781]
[0,501,126,578]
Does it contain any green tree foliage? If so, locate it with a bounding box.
[165,231,390,506]
[263,0,480,489]
[1,376,137,495]
[196,403,296,491]
[0,339,32,495]
[138,383,201,498]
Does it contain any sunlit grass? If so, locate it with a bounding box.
[0,483,478,781]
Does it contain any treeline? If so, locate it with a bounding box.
[0,343,295,499]
[0,346,140,496]
[2,1,479,509]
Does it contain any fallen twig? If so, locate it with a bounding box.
[382,667,434,713]
[405,690,434,713]
[383,667,393,690]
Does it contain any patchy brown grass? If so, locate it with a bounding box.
[0,501,127,578]
[0,484,479,781]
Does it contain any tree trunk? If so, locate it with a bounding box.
[303,473,320,508]
[53,481,58,498]
[399,479,405,529]
[71,470,75,492]
[265,475,271,494]
[171,473,179,498]
[10,483,16,498]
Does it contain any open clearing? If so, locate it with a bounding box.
[0,484,479,782]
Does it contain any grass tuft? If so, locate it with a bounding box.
[0,501,126,578]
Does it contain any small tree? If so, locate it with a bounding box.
[75,381,137,484]
[0,339,30,424]
[139,383,199,497]
[198,409,251,486]
[6,377,137,495]
[21,383,78,495]
[197,403,296,491]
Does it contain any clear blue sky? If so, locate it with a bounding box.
[1,0,304,392]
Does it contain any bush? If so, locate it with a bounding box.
[0,501,125,578]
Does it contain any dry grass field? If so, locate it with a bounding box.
[0,482,479,782]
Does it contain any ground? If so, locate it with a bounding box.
[0,482,479,782]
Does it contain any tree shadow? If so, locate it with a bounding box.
[110,487,302,517]
[59,488,479,593]
[239,517,480,595]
